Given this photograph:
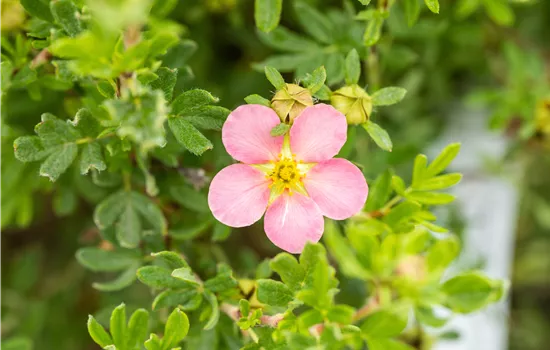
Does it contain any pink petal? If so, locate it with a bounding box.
[304,158,368,220]
[290,104,348,162]
[208,164,270,227]
[264,192,324,254]
[222,104,283,164]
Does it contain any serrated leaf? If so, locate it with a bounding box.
[371,87,407,106]
[264,66,286,90]
[270,123,290,136]
[362,121,392,152]
[168,117,213,155]
[76,247,138,272]
[255,0,283,33]
[424,0,440,13]
[13,136,48,162]
[257,279,295,307]
[244,94,271,107]
[87,315,113,348]
[80,142,106,175]
[185,106,230,131]
[345,49,361,85]
[171,89,219,115]
[150,67,178,101]
[163,309,189,349]
[39,143,78,181]
[50,0,82,37]
[426,143,461,177]
[110,304,127,350]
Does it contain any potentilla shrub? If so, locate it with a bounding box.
[2,0,513,349]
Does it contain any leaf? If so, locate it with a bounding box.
[80,142,107,174]
[153,289,203,311]
[162,309,189,349]
[257,27,319,53]
[257,279,295,307]
[127,309,150,349]
[115,204,142,249]
[264,66,286,90]
[383,201,421,227]
[426,143,461,177]
[405,191,455,205]
[293,1,333,44]
[367,338,415,350]
[413,173,463,191]
[270,253,305,291]
[185,106,230,131]
[326,304,355,324]
[50,0,82,37]
[151,251,188,270]
[371,87,407,106]
[362,121,393,152]
[13,136,48,161]
[424,0,440,13]
[255,0,283,33]
[415,306,448,328]
[171,267,201,286]
[204,269,238,293]
[361,309,408,337]
[404,0,420,26]
[412,154,427,186]
[302,66,327,94]
[442,272,502,313]
[364,17,384,46]
[484,0,514,26]
[364,170,392,211]
[87,315,113,348]
[168,117,213,155]
[39,143,78,181]
[144,334,163,350]
[92,263,140,291]
[150,67,178,101]
[171,89,219,116]
[244,94,271,107]
[170,185,209,213]
[270,123,290,136]
[76,247,138,272]
[110,303,127,350]
[345,49,361,85]
[203,291,220,330]
[137,266,192,289]
[21,0,54,22]
[212,222,232,242]
[392,176,406,195]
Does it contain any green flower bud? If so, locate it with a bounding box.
[330,84,373,125]
[271,83,313,124]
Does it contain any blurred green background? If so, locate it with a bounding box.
[2,0,550,349]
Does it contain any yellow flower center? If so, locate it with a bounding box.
[273,159,298,184]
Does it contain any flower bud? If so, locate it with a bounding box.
[271,83,313,124]
[330,84,373,125]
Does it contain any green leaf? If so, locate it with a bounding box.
[412,154,427,186]
[404,0,420,26]
[244,94,271,107]
[50,0,82,37]
[442,272,503,313]
[39,143,78,181]
[257,279,295,307]
[362,121,393,152]
[144,334,163,350]
[204,269,238,293]
[73,108,101,137]
[87,315,113,348]
[170,185,209,213]
[151,251,188,270]
[127,309,150,349]
[203,291,220,330]
[13,136,48,162]
[186,106,230,131]
[21,0,54,22]
[483,0,514,26]
[168,117,213,155]
[424,0,440,13]
[257,27,319,53]
[302,66,327,94]
[2,337,33,350]
[405,191,455,205]
[264,66,286,90]
[413,173,463,191]
[171,89,219,116]
[392,176,406,195]
[294,1,333,44]
[212,222,232,242]
[137,266,193,289]
[270,253,305,291]
[153,289,203,311]
[270,123,290,136]
[326,304,355,324]
[116,204,142,248]
[162,309,189,349]
[361,309,408,337]
[364,170,392,211]
[92,263,139,291]
[426,143,461,177]
[371,87,407,106]
[366,338,415,350]
[76,247,138,272]
[110,303,127,350]
[80,143,106,175]
[171,267,201,286]
[415,306,448,328]
[345,49,361,85]
[255,0,283,33]
[383,201,421,227]
[364,17,384,46]
[150,67,178,101]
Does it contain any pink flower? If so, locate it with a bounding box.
[207,103,368,253]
